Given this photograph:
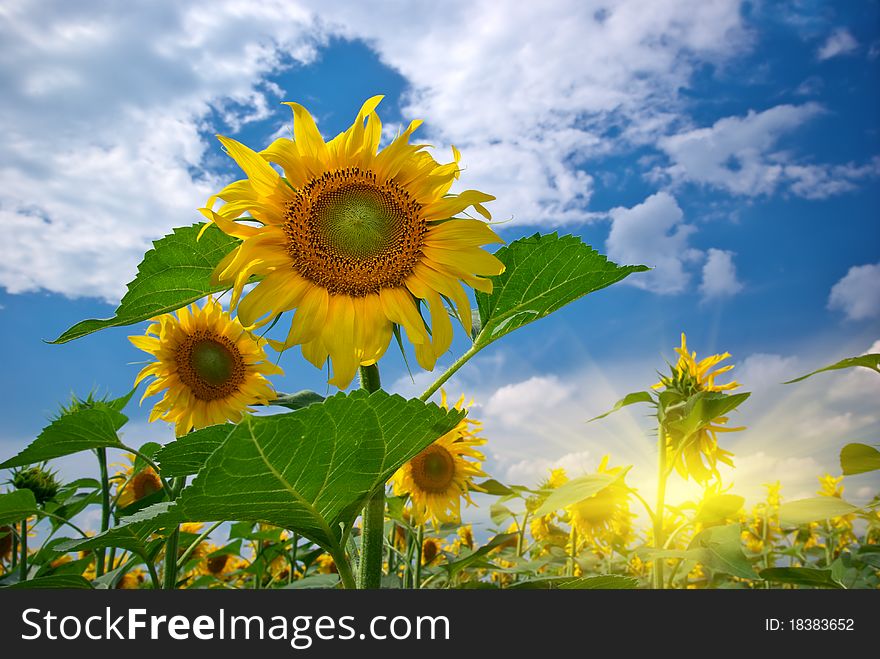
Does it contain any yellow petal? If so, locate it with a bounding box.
[216,135,280,199]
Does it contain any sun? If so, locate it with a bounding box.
[200,96,505,388]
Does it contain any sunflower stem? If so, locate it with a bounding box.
[330,544,357,590]
[418,343,481,402]
[162,477,185,590]
[96,448,110,578]
[19,517,28,582]
[652,423,668,590]
[357,364,386,590]
[414,524,424,589]
[143,553,161,590]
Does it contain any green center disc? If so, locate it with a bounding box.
[314,185,400,259]
[191,340,236,386]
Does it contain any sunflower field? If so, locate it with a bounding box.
[1,98,877,591]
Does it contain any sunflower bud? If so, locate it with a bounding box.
[12,465,60,505]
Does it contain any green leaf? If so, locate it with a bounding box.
[534,473,618,517]
[0,406,126,469]
[283,574,340,589]
[840,443,880,476]
[271,390,325,411]
[778,497,860,525]
[557,575,639,589]
[131,442,163,473]
[443,533,519,579]
[155,424,235,477]
[689,523,755,580]
[760,567,843,589]
[475,479,515,496]
[694,494,745,524]
[56,502,177,554]
[91,556,142,590]
[3,575,94,590]
[490,502,514,526]
[474,233,648,348]
[48,223,240,343]
[675,391,750,438]
[589,391,654,422]
[784,353,880,384]
[170,390,464,549]
[0,490,38,525]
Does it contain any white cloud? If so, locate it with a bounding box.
[606,191,701,294]
[655,103,822,195]
[484,375,574,426]
[654,103,879,199]
[0,0,753,300]
[817,27,858,60]
[828,263,880,320]
[699,248,743,300]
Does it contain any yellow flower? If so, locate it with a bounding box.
[390,392,486,525]
[654,333,743,484]
[113,454,164,509]
[741,481,782,554]
[116,569,146,589]
[815,474,856,551]
[201,97,505,388]
[565,456,632,552]
[442,524,475,555]
[314,553,337,574]
[421,536,443,566]
[0,526,13,562]
[654,332,740,394]
[130,297,282,435]
[546,467,569,489]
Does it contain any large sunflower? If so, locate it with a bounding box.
[200,96,505,388]
[130,297,282,435]
[390,392,486,525]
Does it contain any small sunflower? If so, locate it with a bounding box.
[654,333,743,484]
[565,456,632,553]
[0,525,12,561]
[390,392,486,525]
[130,297,282,436]
[201,96,505,388]
[114,454,163,508]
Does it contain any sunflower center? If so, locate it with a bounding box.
[410,444,456,493]
[207,554,230,575]
[175,333,246,401]
[283,167,426,296]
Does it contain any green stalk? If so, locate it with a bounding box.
[162,477,185,590]
[652,424,668,590]
[143,553,161,590]
[414,524,424,589]
[10,525,18,570]
[96,448,111,577]
[419,344,480,402]
[357,364,385,589]
[19,518,28,582]
[330,544,357,590]
[567,525,577,577]
[289,532,299,584]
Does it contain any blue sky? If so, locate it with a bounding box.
[1,1,878,529]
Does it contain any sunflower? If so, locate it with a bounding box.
[113,454,164,509]
[130,297,282,436]
[653,333,743,484]
[200,96,505,388]
[390,392,486,525]
[565,456,633,553]
[741,482,782,554]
